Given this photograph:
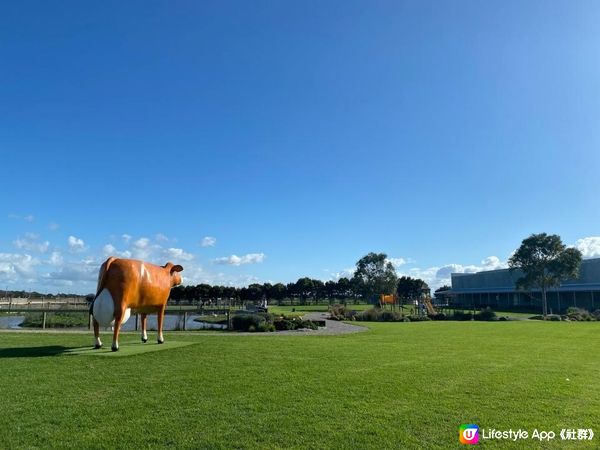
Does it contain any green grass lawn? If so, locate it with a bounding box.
[1,322,598,449]
[269,304,373,315]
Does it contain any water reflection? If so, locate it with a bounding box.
[0,314,225,331]
[0,315,25,329]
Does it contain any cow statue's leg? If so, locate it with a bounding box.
[157,306,165,344]
[141,313,148,343]
[93,318,102,349]
[111,306,124,352]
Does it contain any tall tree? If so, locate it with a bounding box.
[295,277,314,305]
[270,283,287,304]
[351,252,398,303]
[396,276,427,303]
[509,233,582,318]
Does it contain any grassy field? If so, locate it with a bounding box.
[268,304,374,315]
[1,322,598,449]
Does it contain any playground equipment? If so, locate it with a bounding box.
[379,294,398,310]
[422,296,438,316]
[379,294,398,308]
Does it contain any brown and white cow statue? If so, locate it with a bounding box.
[91,257,183,351]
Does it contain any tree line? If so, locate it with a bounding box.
[170,252,434,306]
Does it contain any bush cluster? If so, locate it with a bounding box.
[451,311,473,321]
[328,305,357,321]
[474,307,497,321]
[566,307,597,321]
[231,313,273,332]
[231,312,319,332]
[354,308,405,322]
[406,315,431,322]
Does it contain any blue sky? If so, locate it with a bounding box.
[1,1,599,294]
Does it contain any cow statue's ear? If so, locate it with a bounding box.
[170,264,184,273]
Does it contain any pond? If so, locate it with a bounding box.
[0,314,226,331]
[0,315,25,329]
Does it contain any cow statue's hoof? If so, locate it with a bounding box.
[93,343,102,350]
[157,338,164,344]
[142,337,148,343]
[111,344,119,352]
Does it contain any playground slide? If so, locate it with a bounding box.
[423,297,437,316]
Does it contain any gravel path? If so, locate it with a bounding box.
[301,312,367,335]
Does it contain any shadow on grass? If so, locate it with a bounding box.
[0,345,86,358]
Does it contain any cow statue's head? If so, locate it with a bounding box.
[164,262,184,287]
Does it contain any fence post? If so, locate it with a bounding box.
[183,311,187,331]
[88,314,92,330]
[42,311,47,329]
[135,314,139,331]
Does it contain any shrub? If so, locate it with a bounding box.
[357,308,379,322]
[380,310,403,322]
[566,307,596,321]
[273,317,299,330]
[475,307,497,321]
[231,314,267,332]
[328,304,357,321]
[530,314,562,321]
[355,308,404,322]
[272,316,319,331]
[451,311,473,321]
[300,320,319,330]
[257,322,275,332]
[407,315,431,322]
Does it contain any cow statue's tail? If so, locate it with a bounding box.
[91,257,130,327]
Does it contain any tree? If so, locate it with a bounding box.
[270,283,287,304]
[336,277,352,301]
[396,276,427,304]
[295,277,314,305]
[509,233,582,318]
[351,252,398,303]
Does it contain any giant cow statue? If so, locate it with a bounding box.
[91,257,183,351]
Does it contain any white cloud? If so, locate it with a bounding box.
[133,237,150,248]
[214,253,265,266]
[129,237,164,261]
[328,267,355,280]
[399,256,508,291]
[13,233,50,253]
[164,247,194,261]
[574,237,600,258]
[44,259,99,285]
[155,233,169,242]
[102,244,131,258]
[7,213,35,223]
[201,236,217,247]
[0,253,40,282]
[67,235,87,253]
[102,244,116,255]
[386,257,413,268]
[48,251,63,267]
[48,222,59,231]
[122,234,132,243]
